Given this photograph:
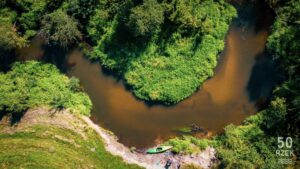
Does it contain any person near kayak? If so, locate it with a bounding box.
[165,159,172,169]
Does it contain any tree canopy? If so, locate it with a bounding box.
[0,0,237,103]
[127,0,164,37]
[0,8,27,55]
[87,0,237,103]
[40,10,82,47]
[0,0,299,168]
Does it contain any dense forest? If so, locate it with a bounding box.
[87,0,236,103]
[0,0,299,168]
[167,0,300,168]
[0,0,237,103]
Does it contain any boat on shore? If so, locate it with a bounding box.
[146,146,173,154]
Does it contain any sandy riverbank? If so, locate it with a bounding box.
[82,116,217,169]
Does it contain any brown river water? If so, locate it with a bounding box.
[16,1,279,148]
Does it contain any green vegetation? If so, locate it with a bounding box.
[0,61,92,115]
[87,0,236,103]
[165,0,300,168]
[40,10,82,47]
[0,1,49,59]
[0,60,139,168]
[176,127,193,134]
[211,0,300,167]
[166,136,211,154]
[0,0,299,168]
[0,114,141,169]
[64,0,99,24]
[11,0,48,38]
[166,98,297,168]
[127,0,164,37]
[0,8,27,57]
[0,0,83,57]
[0,0,236,103]
[214,109,281,169]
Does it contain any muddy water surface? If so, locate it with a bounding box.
[17,1,278,148]
[66,27,266,148]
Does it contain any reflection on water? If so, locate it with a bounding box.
[17,37,44,61]
[16,1,278,148]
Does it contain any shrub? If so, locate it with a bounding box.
[166,136,213,154]
[0,61,92,116]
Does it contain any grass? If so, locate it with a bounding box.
[0,124,142,169]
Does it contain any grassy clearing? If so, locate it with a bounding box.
[0,124,142,169]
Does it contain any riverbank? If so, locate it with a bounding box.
[0,108,217,169]
[83,116,217,169]
[8,0,280,148]
[65,0,278,147]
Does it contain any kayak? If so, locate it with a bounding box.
[146,146,173,154]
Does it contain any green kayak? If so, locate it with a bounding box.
[146,146,172,154]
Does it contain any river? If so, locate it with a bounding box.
[16,0,279,148]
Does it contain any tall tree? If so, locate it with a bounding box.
[66,0,99,24]
[127,0,164,37]
[0,8,26,56]
[39,10,82,48]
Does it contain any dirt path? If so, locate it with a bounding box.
[82,116,217,169]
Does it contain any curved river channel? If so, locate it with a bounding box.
[17,1,279,148]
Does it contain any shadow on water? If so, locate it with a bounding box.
[247,52,282,102]
[14,0,282,148]
[230,0,275,33]
[232,0,280,105]
[43,45,69,73]
[100,66,124,82]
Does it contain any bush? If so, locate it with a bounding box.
[0,61,92,116]
[190,138,210,150]
[166,136,213,154]
[167,137,195,154]
[214,122,280,169]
